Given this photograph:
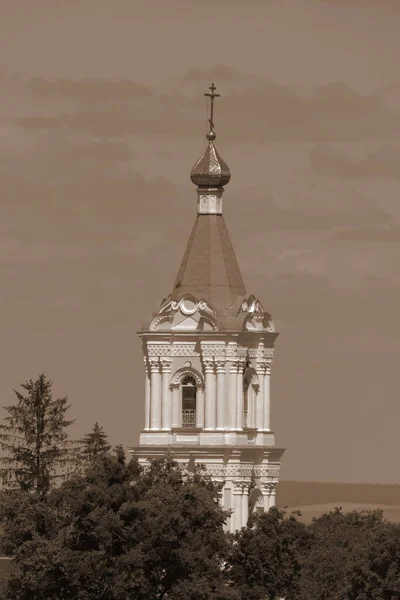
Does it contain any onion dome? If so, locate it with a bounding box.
[190,83,231,188]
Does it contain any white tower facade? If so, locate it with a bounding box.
[130,84,285,531]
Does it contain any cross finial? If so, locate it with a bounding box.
[204,82,220,137]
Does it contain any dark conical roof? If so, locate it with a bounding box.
[171,214,246,310]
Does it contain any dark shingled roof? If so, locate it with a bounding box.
[171,215,246,310]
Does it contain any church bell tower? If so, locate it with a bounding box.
[130,84,285,531]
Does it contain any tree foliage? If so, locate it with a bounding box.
[296,507,400,600]
[228,507,310,600]
[2,387,400,600]
[78,422,111,464]
[0,374,76,499]
[1,453,236,600]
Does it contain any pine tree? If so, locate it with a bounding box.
[0,373,77,499]
[78,422,111,462]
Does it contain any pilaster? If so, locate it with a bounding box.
[196,385,205,428]
[144,358,150,430]
[233,483,243,531]
[203,358,216,429]
[256,361,265,430]
[229,360,238,430]
[161,358,172,430]
[268,482,277,508]
[215,359,225,430]
[149,359,161,430]
[263,360,272,431]
[236,359,246,430]
[260,481,271,512]
[171,382,180,428]
[241,481,250,527]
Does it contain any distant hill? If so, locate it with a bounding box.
[277,481,400,507]
[277,481,400,523]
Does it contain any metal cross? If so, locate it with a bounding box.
[204,82,220,133]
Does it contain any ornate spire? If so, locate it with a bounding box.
[190,83,231,190]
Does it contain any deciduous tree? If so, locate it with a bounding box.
[297,507,400,600]
[2,452,237,600]
[228,506,310,600]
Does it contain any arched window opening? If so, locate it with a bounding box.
[181,375,197,428]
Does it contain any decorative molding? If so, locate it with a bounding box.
[172,344,198,356]
[260,482,271,495]
[215,359,226,373]
[226,343,238,358]
[150,296,218,331]
[233,481,249,494]
[202,358,215,373]
[160,358,172,373]
[146,343,199,358]
[239,295,265,315]
[248,347,274,359]
[203,464,225,477]
[237,358,247,373]
[203,464,254,478]
[229,361,238,374]
[170,296,216,316]
[171,367,203,386]
[147,344,171,357]
[148,358,159,372]
[150,314,172,330]
[237,346,248,358]
[226,464,253,477]
[201,344,226,357]
[256,362,266,375]
[253,465,270,477]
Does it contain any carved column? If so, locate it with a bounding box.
[256,362,265,430]
[241,482,249,527]
[149,359,161,430]
[171,383,180,428]
[260,482,270,512]
[263,360,272,431]
[215,360,225,430]
[249,383,258,429]
[144,359,150,430]
[236,360,245,430]
[229,361,238,430]
[204,358,216,429]
[161,359,172,430]
[233,483,243,531]
[196,385,204,428]
[269,483,276,508]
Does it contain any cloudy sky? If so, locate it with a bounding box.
[1,0,400,484]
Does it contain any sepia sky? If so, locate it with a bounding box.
[1,0,400,484]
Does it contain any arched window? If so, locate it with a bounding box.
[181,375,197,428]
